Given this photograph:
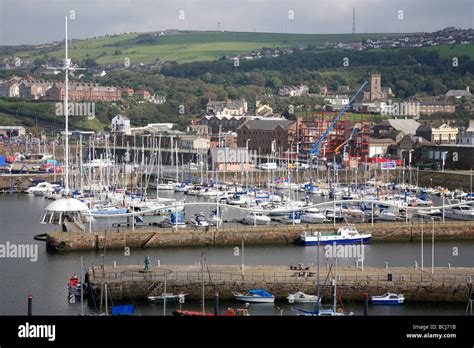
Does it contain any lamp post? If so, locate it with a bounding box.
[441,151,448,172]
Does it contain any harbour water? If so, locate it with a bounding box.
[0,193,472,316]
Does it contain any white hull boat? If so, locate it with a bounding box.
[233,290,275,303]
[242,212,271,225]
[287,291,320,304]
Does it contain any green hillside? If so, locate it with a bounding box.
[13,31,404,64]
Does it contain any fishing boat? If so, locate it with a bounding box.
[370,293,405,305]
[298,224,371,246]
[241,212,271,225]
[189,213,209,227]
[147,293,187,304]
[301,208,326,224]
[287,291,320,304]
[232,289,275,303]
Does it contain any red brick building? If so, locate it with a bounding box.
[43,82,122,101]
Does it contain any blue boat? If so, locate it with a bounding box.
[298,225,371,246]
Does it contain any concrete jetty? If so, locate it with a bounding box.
[44,221,474,252]
[88,263,474,303]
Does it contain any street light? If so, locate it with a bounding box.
[408,149,414,169]
[441,151,448,172]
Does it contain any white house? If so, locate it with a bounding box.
[324,95,349,107]
[457,119,474,145]
[111,114,131,135]
[0,82,20,97]
[178,135,210,150]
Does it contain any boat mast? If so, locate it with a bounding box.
[316,232,320,314]
[333,244,337,314]
[64,16,70,195]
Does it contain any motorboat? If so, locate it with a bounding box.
[298,224,371,246]
[376,210,399,221]
[174,182,193,193]
[281,211,302,224]
[189,213,209,227]
[88,205,128,215]
[301,208,326,224]
[370,293,405,305]
[241,212,271,225]
[148,293,186,304]
[445,199,474,221]
[232,289,275,303]
[156,181,176,190]
[162,212,186,228]
[287,291,320,304]
[208,209,223,226]
[324,208,344,223]
[198,187,220,197]
[293,306,346,316]
[186,185,205,196]
[26,182,61,195]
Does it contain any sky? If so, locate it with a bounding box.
[0,0,473,45]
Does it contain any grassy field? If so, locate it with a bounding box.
[15,30,404,64]
[423,43,474,59]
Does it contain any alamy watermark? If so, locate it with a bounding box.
[324,243,365,262]
[381,99,420,117]
[216,147,257,163]
[55,102,95,119]
[0,242,38,262]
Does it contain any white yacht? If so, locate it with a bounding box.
[242,212,271,225]
[445,199,474,221]
[301,208,326,224]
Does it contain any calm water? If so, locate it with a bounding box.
[0,193,472,316]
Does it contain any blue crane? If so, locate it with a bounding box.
[309,80,368,159]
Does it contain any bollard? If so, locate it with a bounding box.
[113,261,117,268]
[385,262,389,269]
[414,261,418,269]
[157,260,161,268]
[27,294,32,316]
[363,293,368,316]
